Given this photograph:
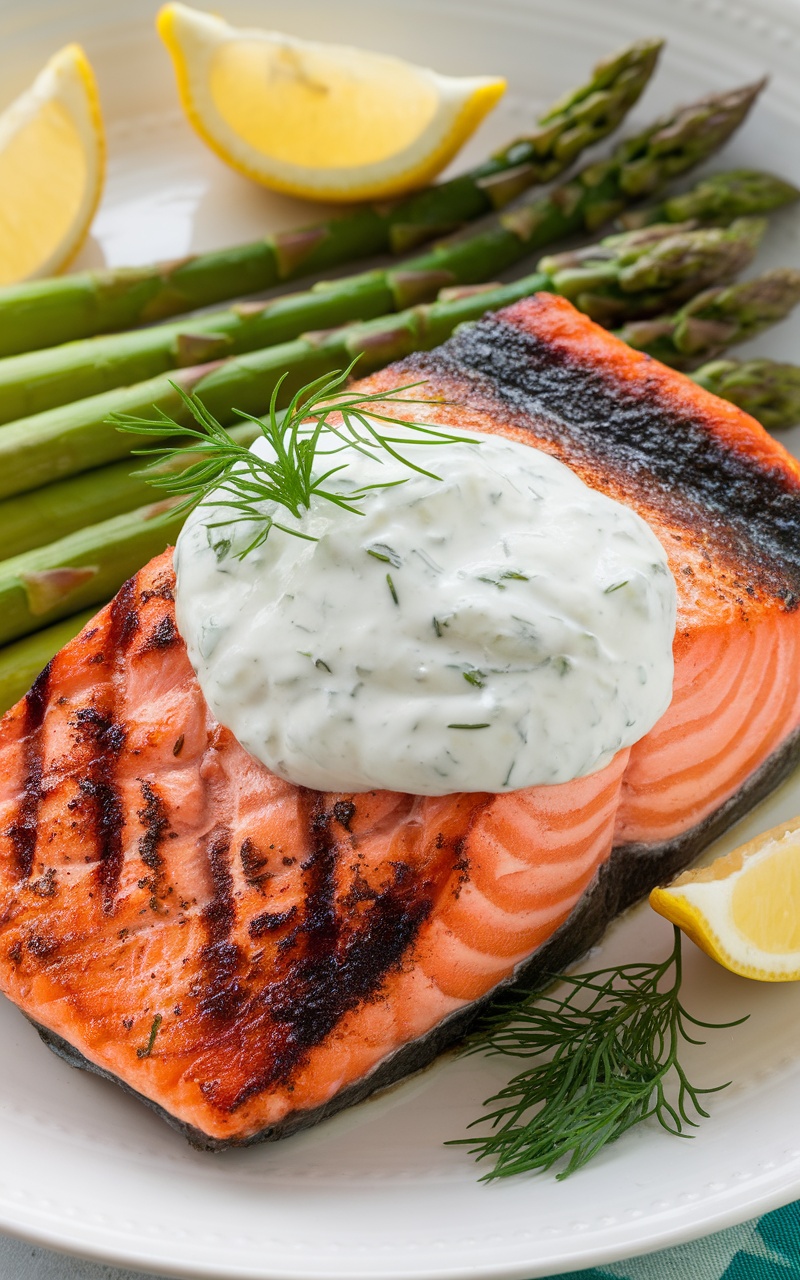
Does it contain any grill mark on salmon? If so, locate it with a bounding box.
[109,574,140,653]
[5,661,51,880]
[76,578,140,910]
[137,780,169,910]
[229,794,436,1110]
[140,614,179,652]
[75,706,127,913]
[199,825,245,1023]
[137,780,168,872]
[244,791,342,1097]
[249,906,297,938]
[73,578,139,913]
[239,837,271,888]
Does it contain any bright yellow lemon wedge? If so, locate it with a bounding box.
[650,818,800,981]
[157,3,506,202]
[0,44,105,285]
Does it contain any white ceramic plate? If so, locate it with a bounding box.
[2,0,800,1276]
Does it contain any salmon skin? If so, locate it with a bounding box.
[2,294,800,1150]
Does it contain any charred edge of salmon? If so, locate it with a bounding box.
[29,717,800,1152]
[394,309,800,606]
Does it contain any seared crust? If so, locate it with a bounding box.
[363,293,800,614]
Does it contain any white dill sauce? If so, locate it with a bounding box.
[174,427,676,795]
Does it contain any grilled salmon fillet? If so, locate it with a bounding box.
[1,293,799,1149]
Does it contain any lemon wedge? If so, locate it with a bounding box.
[157,3,506,202]
[650,819,800,981]
[0,44,105,286]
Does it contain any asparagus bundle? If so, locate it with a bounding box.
[0,81,766,426]
[0,217,765,505]
[617,269,800,368]
[0,215,777,638]
[0,39,663,359]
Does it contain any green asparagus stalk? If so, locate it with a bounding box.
[0,421,262,559]
[0,498,187,646]
[617,268,800,368]
[0,80,765,426]
[617,169,799,229]
[534,217,763,327]
[0,610,97,715]
[0,217,765,503]
[692,357,800,429]
[0,39,662,360]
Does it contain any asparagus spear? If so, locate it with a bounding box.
[0,499,187,646]
[617,268,800,368]
[692,357,800,429]
[0,80,765,426]
[0,421,261,559]
[534,217,763,327]
[617,169,799,229]
[0,610,97,716]
[0,217,765,503]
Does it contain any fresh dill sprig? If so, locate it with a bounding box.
[111,359,470,557]
[451,927,747,1181]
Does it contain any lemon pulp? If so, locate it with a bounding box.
[0,102,88,284]
[210,41,439,169]
[0,44,104,285]
[730,838,800,953]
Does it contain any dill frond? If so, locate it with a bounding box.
[111,359,470,555]
[451,927,747,1180]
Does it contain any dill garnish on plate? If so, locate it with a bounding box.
[453,927,747,1180]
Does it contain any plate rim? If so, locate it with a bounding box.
[3,0,800,1275]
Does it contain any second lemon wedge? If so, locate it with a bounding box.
[0,44,104,285]
[650,819,800,981]
[157,3,506,202]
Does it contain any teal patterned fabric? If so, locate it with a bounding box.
[549,1202,800,1278]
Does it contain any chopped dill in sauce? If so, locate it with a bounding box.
[175,429,676,795]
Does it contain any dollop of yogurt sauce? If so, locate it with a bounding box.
[174,426,676,795]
